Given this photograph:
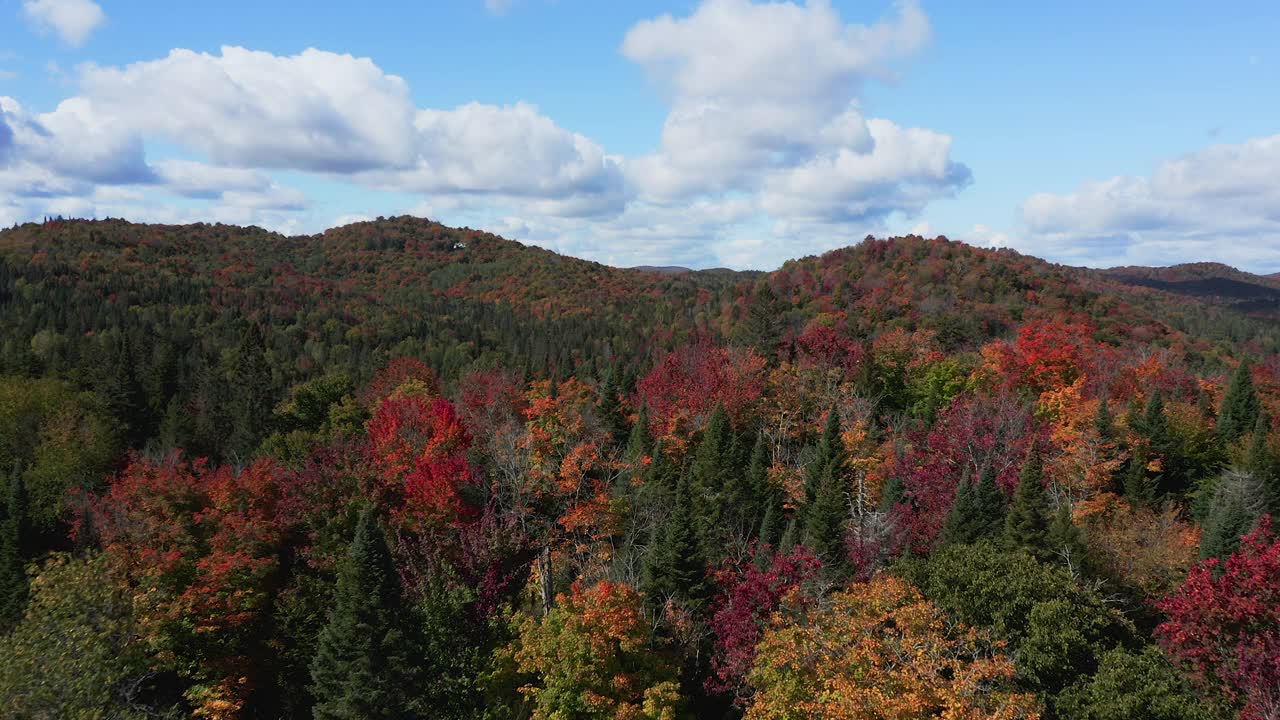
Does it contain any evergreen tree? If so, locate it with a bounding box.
[0,470,29,627]
[643,473,710,608]
[625,404,652,463]
[1249,416,1280,519]
[596,366,628,448]
[310,507,418,720]
[1047,504,1089,572]
[1219,361,1262,444]
[689,404,737,550]
[758,492,784,549]
[1005,449,1053,561]
[97,333,147,447]
[228,323,274,460]
[1123,447,1157,506]
[805,406,845,508]
[804,460,850,581]
[941,465,1005,546]
[1200,470,1264,562]
[1094,398,1115,443]
[737,283,784,364]
[878,473,905,514]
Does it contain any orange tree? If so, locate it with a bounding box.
[745,575,1040,720]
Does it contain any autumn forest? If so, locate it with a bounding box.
[1,215,1279,719]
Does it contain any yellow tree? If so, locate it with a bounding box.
[746,576,1041,720]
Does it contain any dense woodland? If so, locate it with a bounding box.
[1,216,1279,719]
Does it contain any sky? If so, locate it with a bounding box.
[1,0,1278,272]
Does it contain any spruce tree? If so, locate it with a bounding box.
[596,367,628,448]
[643,473,710,608]
[310,507,417,720]
[0,470,29,627]
[1005,449,1052,561]
[1248,416,1280,519]
[804,460,850,581]
[1219,361,1262,444]
[625,405,653,463]
[805,406,845,508]
[1123,447,1156,506]
[942,465,1005,546]
[737,283,784,364]
[690,404,733,549]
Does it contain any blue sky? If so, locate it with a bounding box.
[1,0,1278,271]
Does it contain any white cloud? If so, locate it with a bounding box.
[0,1,972,270]
[1017,134,1280,269]
[22,0,105,47]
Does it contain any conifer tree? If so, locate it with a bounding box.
[0,470,29,627]
[1123,447,1157,506]
[1047,504,1089,571]
[941,465,1005,546]
[625,404,652,463]
[1248,416,1280,519]
[1200,470,1264,562]
[310,507,417,720]
[805,406,845,508]
[737,283,784,364]
[228,323,274,460]
[804,460,851,581]
[643,473,710,608]
[690,405,733,546]
[1094,398,1115,443]
[596,367,628,448]
[1219,361,1262,444]
[1005,449,1052,561]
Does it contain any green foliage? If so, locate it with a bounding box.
[941,464,1005,546]
[1056,647,1227,720]
[1218,361,1261,443]
[643,472,710,608]
[908,357,971,424]
[1200,469,1264,561]
[1005,449,1053,561]
[900,542,1135,694]
[804,459,851,581]
[228,323,276,459]
[0,553,175,719]
[0,470,30,626]
[310,507,419,720]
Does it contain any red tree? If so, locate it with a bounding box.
[366,394,476,531]
[636,341,766,438]
[1157,518,1280,720]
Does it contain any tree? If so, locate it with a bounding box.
[0,469,29,627]
[643,473,711,609]
[1055,647,1227,720]
[1219,361,1261,444]
[737,283,785,364]
[596,367,629,448]
[942,464,1005,546]
[1157,519,1280,720]
[745,576,1041,719]
[310,507,419,720]
[1200,470,1265,561]
[0,553,167,719]
[1005,449,1052,561]
[496,580,682,720]
[803,459,850,582]
[1245,416,1279,519]
[804,405,845,508]
[228,323,274,459]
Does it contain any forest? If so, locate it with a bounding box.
[0,215,1278,719]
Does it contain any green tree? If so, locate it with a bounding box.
[1245,416,1279,519]
[0,553,168,719]
[310,507,418,720]
[625,404,653,463]
[1005,449,1052,561]
[736,283,784,364]
[1055,647,1227,720]
[1218,361,1261,444]
[941,465,1005,546]
[1199,469,1264,561]
[1047,504,1089,572]
[643,473,710,609]
[804,459,850,581]
[804,405,845,509]
[227,323,274,460]
[0,469,30,627]
[596,366,629,448]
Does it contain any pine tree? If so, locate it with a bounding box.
[690,404,735,549]
[1123,447,1156,506]
[643,473,710,608]
[98,333,148,446]
[228,323,275,460]
[0,470,29,627]
[1005,449,1052,561]
[1248,416,1280,519]
[310,507,418,720]
[1219,361,1262,444]
[805,406,845,508]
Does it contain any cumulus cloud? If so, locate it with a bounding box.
[1017,134,1280,268]
[619,0,963,218]
[1,1,972,270]
[22,0,105,47]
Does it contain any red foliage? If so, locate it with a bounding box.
[1157,518,1280,720]
[367,394,476,530]
[636,340,766,436]
[360,356,440,409]
[796,319,866,374]
[887,391,1042,553]
[991,319,1101,394]
[707,546,821,702]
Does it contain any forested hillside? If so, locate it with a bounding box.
[1,216,1278,719]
